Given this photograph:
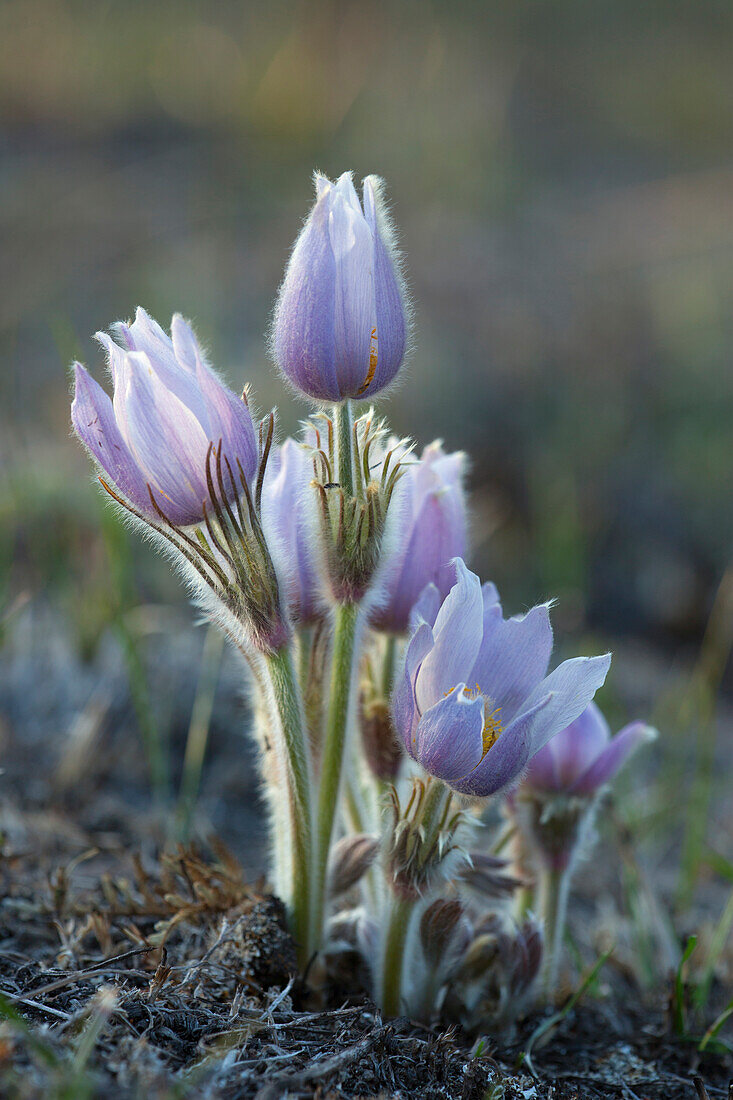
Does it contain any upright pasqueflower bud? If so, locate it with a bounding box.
[372,441,467,634]
[273,172,408,402]
[392,559,611,797]
[71,309,286,654]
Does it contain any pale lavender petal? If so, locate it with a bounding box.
[529,702,610,791]
[570,721,656,795]
[393,620,434,755]
[450,694,554,797]
[329,189,375,396]
[470,603,554,724]
[274,190,339,401]
[100,311,206,423]
[408,583,442,632]
[515,654,612,758]
[71,364,150,511]
[413,687,485,783]
[261,439,321,623]
[361,175,406,395]
[115,352,211,525]
[380,492,456,632]
[193,352,257,486]
[415,559,484,713]
[482,581,500,609]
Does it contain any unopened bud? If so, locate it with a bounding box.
[419,899,466,967]
[328,834,380,897]
[359,697,403,781]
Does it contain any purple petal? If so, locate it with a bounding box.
[71,364,150,512]
[570,721,656,795]
[469,602,554,725]
[413,687,485,783]
[515,653,612,758]
[328,188,375,396]
[114,352,211,526]
[274,188,339,401]
[408,583,442,632]
[361,176,406,395]
[261,439,321,623]
[527,702,610,791]
[415,559,484,713]
[450,693,554,797]
[392,620,434,755]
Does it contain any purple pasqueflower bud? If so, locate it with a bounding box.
[261,437,323,624]
[71,308,257,526]
[522,702,655,797]
[372,442,467,634]
[392,559,612,798]
[273,172,408,402]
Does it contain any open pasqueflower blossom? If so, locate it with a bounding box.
[393,560,611,797]
[522,702,655,797]
[273,172,408,402]
[72,308,257,525]
[262,437,322,625]
[372,442,467,634]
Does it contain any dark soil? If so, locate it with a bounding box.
[0,814,730,1100]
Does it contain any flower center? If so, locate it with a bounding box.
[357,326,378,395]
[445,683,504,757]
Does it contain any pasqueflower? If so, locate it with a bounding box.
[393,560,611,797]
[372,442,467,634]
[72,309,257,525]
[273,172,407,402]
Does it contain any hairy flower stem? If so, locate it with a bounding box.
[334,399,355,498]
[263,645,314,967]
[538,864,572,997]
[312,600,360,950]
[379,780,450,1016]
[310,399,363,953]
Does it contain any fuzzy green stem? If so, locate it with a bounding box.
[312,600,360,951]
[380,896,414,1017]
[539,864,572,997]
[381,634,397,699]
[379,780,450,1017]
[264,645,314,966]
[334,400,355,498]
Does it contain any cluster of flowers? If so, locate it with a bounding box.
[72,171,655,1025]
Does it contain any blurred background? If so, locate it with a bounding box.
[1,0,731,923]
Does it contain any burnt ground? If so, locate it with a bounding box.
[1,607,732,1098]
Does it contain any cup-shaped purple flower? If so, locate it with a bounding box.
[392,559,611,797]
[273,172,408,402]
[71,308,257,526]
[372,442,467,634]
[522,702,655,797]
[261,437,323,624]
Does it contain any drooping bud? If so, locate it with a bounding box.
[273,172,408,403]
[328,834,380,898]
